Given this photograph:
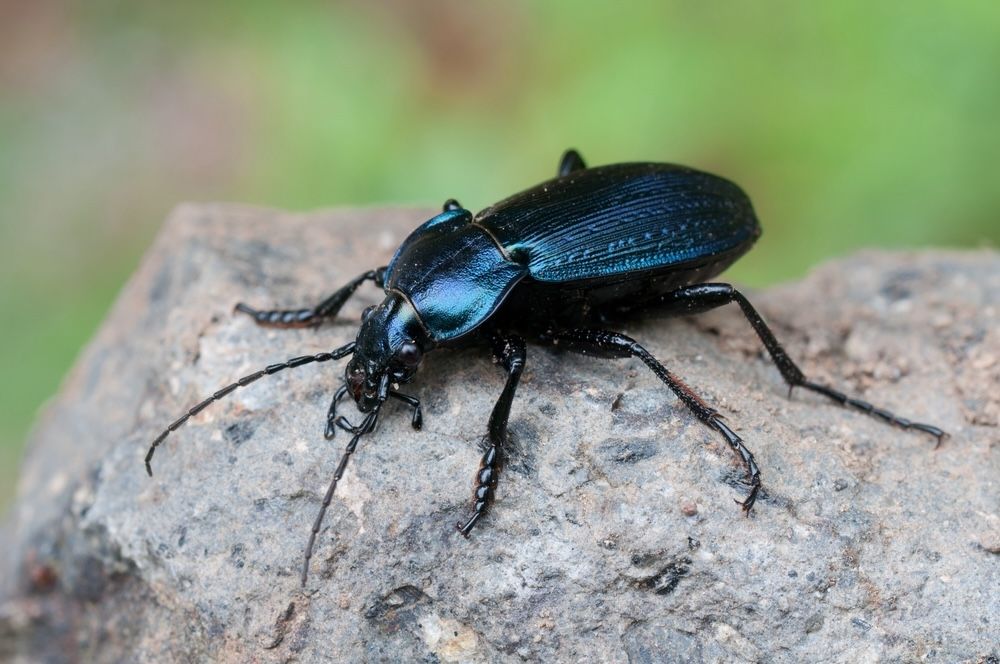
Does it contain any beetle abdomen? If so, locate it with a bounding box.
[475,163,760,284]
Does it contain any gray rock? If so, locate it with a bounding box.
[1,204,997,663]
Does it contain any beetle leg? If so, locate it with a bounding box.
[647,283,948,443]
[558,149,587,177]
[330,390,421,438]
[389,390,423,430]
[334,414,363,434]
[456,331,527,537]
[543,328,761,513]
[323,384,350,439]
[235,266,387,328]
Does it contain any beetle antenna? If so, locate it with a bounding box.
[301,400,382,586]
[145,342,356,476]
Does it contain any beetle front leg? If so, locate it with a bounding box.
[543,328,761,513]
[649,283,947,442]
[456,331,526,537]
[323,384,350,439]
[330,389,422,437]
[389,390,423,430]
[235,266,387,328]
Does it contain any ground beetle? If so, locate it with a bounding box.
[146,149,946,586]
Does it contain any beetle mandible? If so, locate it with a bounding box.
[145,149,946,586]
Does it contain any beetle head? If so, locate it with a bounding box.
[346,291,428,412]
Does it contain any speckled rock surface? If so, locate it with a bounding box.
[1,204,997,663]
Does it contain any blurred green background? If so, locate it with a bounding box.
[1,1,997,511]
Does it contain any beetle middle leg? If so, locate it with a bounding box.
[641,283,947,442]
[558,149,587,177]
[456,331,527,537]
[543,328,761,513]
[235,267,387,328]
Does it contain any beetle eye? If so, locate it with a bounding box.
[396,340,422,368]
[361,305,376,322]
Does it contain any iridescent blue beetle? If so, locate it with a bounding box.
[146,149,946,585]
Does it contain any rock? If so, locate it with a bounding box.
[1,204,997,663]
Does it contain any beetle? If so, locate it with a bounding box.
[145,149,946,586]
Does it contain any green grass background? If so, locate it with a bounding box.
[1,1,997,511]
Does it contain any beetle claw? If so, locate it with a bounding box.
[736,484,759,515]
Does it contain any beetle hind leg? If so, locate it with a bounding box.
[543,328,762,513]
[456,331,526,536]
[796,380,946,442]
[649,283,948,443]
[235,267,386,328]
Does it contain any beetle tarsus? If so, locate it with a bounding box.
[235,302,319,328]
[710,417,761,514]
[797,379,948,442]
[456,515,479,538]
[237,268,386,329]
